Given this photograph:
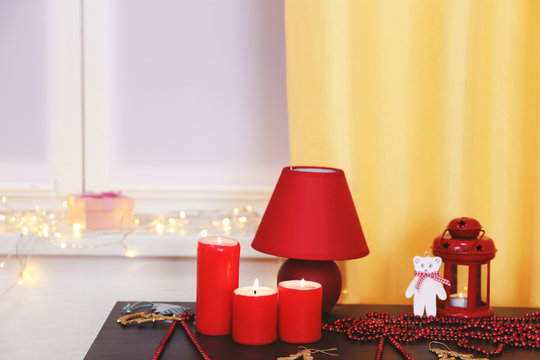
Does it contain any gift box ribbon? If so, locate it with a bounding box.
[80,192,121,211]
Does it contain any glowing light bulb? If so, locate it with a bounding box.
[179,211,186,219]
[22,227,29,235]
[0,215,5,221]
[1,196,6,204]
[62,201,67,208]
[73,223,82,239]
[18,279,23,285]
[217,236,222,244]
[200,229,208,237]
[134,218,140,225]
[0,262,5,268]
[41,225,49,237]
[301,278,306,287]
[125,249,136,257]
[60,242,67,249]
[238,216,247,223]
[233,208,239,214]
[222,218,230,226]
[55,232,62,239]
[156,223,164,234]
[168,218,176,225]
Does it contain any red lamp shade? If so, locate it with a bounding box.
[252,166,369,260]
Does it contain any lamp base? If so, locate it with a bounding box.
[277,259,342,312]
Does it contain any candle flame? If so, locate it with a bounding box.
[253,278,259,295]
[217,236,222,244]
[458,292,464,298]
[301,278,306,287]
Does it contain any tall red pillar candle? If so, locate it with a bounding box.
[278,279,322,343]
[232,279,278,345]
[196,236,240,335]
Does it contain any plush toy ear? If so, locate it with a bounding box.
[434,257,441,263]
[414,256,421,264]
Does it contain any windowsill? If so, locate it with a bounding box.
[0,232,272,258]
[0,189,273,259]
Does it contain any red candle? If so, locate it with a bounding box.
[278,279,322,343]
[232,278,278,345]
[196,236,240,335]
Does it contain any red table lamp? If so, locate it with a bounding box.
[251,166,369,311]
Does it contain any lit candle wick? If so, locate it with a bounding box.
[253,278,259,295]
[301,278,306,287]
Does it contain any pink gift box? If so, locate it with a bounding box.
[67,192,134,231]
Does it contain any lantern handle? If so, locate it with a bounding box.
[438,229,450,248]
[438,229,486,251]
[477,229,485,241]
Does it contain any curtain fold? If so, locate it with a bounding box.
[286,0,540,307]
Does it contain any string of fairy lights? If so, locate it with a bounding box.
[0,197,260,298]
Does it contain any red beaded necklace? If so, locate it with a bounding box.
[323,311,540,359]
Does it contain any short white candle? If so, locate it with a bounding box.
[449,292,468,308]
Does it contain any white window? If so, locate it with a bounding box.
[1,0,289,210]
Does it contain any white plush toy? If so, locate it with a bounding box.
[405,254,450,317]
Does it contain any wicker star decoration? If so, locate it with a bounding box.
[429,342,488,360]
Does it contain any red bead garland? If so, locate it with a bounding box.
[152,320,178,360]
[323,311,540,359]
[152,311,212,360]
[178,317,212,360]
[375,337,384,360]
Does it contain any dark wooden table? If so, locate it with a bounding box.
[85,302,539,359]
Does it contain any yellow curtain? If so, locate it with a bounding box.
[286,0,540,307]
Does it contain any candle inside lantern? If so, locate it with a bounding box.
[196,236,240,335]
[232,278,278,345]
[449,292,468,308]
[278,279,322,343]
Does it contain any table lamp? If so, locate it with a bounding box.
[251,166,369,311]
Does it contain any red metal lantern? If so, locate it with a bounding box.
[432,217,497,318]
